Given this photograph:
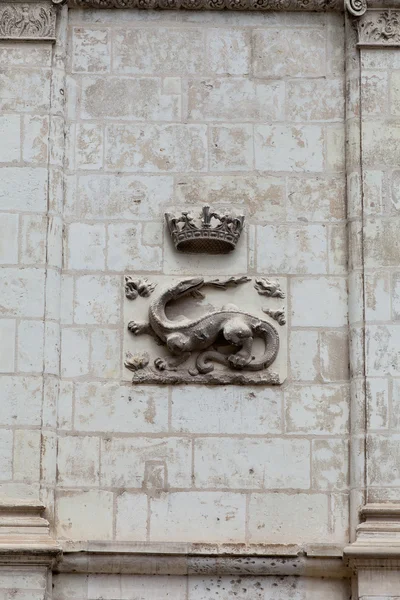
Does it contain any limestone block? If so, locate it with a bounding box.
[367,378,389,430]
[101,437,191,488]
[115,492,148,541]
[365,219,400,267]
[67,223,106,270]
[53,573,88,600]
[363,122,400,167]
[366,325,400,376]
[362,71,388,116]
[210,125,253,172]
[287,79,344,122]
[107,223,162,272]
[312,439,348,491]
[60,275,74,325]
[0,213,18,264]
[0,376,42,425]
[86,575,187,600]
[328,224,347,275]
[171,386,282,434]
[58,380,73,430]
[0,43,52,67]
[367,434,400,486]
[392,272,400,319]
[76,123,103,170]
[47,215,63,269]
[320,331,349,382]
[0,114,20,162]
[194,438,310,489]
[330,492,349,543]
[74,382,168,433]
[287,176,346,222]
[175,175,285,221]
[56,489,113,539]
[0,267,45,317]
[72,27,110,73]
[113,28,204,75]
[391,71,400,116]
[17,320,44,373]
[0,167,47,212]
[187,79,284,122]
[74,275,120,325]
[22,115,49,164]
[163,77,180,95]
[0,68,50,113]
[365,272,391,321]
[391,379,400,430]
[79,174,173,220]
[252,30,326,78]
[289,330,319,382]
[90,329,121,379]
[105,124,207,172]
[291,277,347,327]
[248,493,330,543]
[255,125,324,172]
[20,215,46,265]
[61,328,90,378]
[13,429,41,481]
[0,320,15,373]
[58,435,100,486]
[81,77,180,121]
[0,429,12,480]
[150,492,246,542]
[285,385,349,435]
[326,126,345,172]
[206,30,250,75]
[257,224,327,274]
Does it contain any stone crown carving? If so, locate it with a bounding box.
[165,206,245,254]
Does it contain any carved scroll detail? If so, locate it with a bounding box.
[345,0,367,17]
[358,9,400,46]
[0,3,56,40]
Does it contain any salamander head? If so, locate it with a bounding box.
[170,277,204,299]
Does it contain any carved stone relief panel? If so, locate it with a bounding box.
[0,3,56,40]
[357,9,400,46]
[123,275,287,385]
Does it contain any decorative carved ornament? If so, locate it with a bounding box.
[345,0,367,16]
[165,206,245,255]
[123,275,287,385]
[69,0,341,10]
[357,9,400,45]
[0,3,56,40]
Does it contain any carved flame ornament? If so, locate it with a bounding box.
[0,3,56,40]
[165,206,245,254]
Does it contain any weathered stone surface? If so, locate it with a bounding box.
[0,167,48,212]
[72,27,111,73]
[58,436,100,486]
[107,223,162,271]
[0,213,18,264]
[0,267,45,317]
[320,331,349,382]
[287,176,346,222]
[291,277,347,327]
[115,492,148,542]
[312,439,349,490]
[289,330,319,382]
[285,385,349,435]
[67,223,106,270]
[366,325,400,376]
[209,125,253,172]
[57,490,114,540]
[74,275,120,324]
[255,125,324,172]
[287,79,344,122]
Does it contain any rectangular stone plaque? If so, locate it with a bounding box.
[123,275,287,385]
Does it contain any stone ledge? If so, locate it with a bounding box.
[55,541,349,577]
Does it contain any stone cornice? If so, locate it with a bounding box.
[67,0,343,10]
[0,1,56,40]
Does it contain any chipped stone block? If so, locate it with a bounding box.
[61,328,90,378]
[210,125,253,172]
[72,27,110,73]
[392,272,400,320]
[287,79,344,122]
[206,29,250,75]
[289,330,319,382]
[248,493,330,543]
[60,275,74,325]
[74,275,120,325]
[17,320,44,373]
[56,490,113,540]
[67,223,106,270]
[76,123,103,170]
[362,71,388,116]
[255,125,324,173]
[105,124,207,173]
[363,122,400,167]
[291,277,347,327]
[187,79,284,122]
[328,224,347,275]
[367,378,389,430]
[115,492,148,541]
[0,267,45,318]
[365,271,391,322]
[113,28,204,75]
[326,125,345,172]
[257,224,327,274]
[58,435,100,486]
[22,115,49,164]
[312,439,348,491]
[0,167,48,212]
[287,176,346,222]
[367,434,400,487]
[194,438,310,490]
[150,492,246,543]
[285,384,349,435]
[58,380,73,430]
[171,386,282,434]
[74,382,168,433]
[81,76,180,121]
[252,30,326,78]
[0,68,50,113]
[107,223,162,272]
[100,437,191,488]
[366,324,400,376]
[0,375,42,425]
[320,331,349,382]
[13,429,41,482]
[90,329,121,379]
[0,213,18,264]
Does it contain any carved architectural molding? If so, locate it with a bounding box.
[68,0,342,10]
[0,2,56,40]
[357,8,400,46]
[345,0,367,16]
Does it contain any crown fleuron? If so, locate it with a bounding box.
[165,206,245,255]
